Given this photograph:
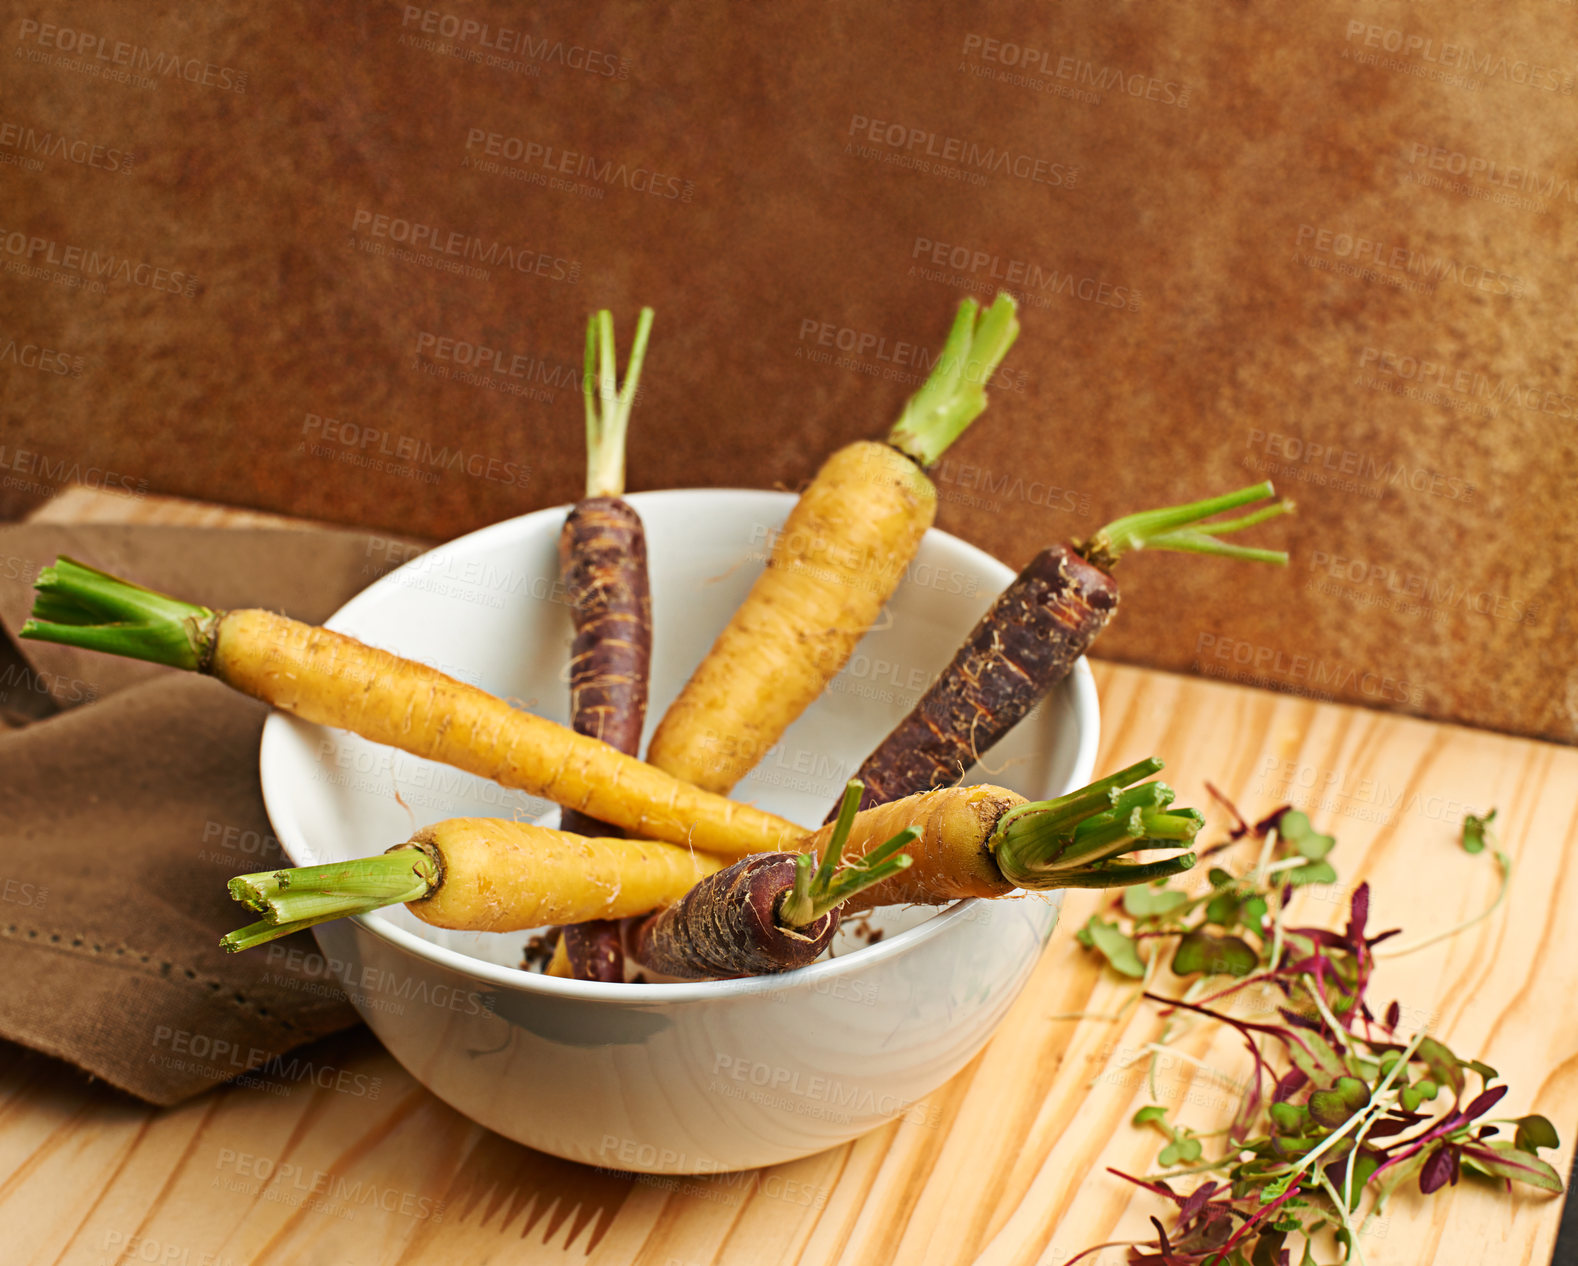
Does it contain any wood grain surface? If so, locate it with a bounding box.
[23,486,338,531]
[4,494,1573,1264]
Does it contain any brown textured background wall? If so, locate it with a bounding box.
[2,1,1573,741]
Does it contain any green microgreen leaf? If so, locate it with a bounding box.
[1415,1036,1467,1096]
[1269,1102,1307,1135]
[1171,929,1258,978]
[1286,1031,1349,1091]
[1462,808,1497,855]
[1400,1078,1441,1113]
[1278,810,1335,860]
[1308,1077,1370,1129]
[1078,915,1146,979]
[1515,1114,1561,1153]
[1205,890,1241,927]
[1284,858,1338,887]
[1331,1152,1381,1209]
[1459,1144,1564,1193]
[1242,895,1270,934]
[1070,792,1562,1265]
[1123,883,1189,918]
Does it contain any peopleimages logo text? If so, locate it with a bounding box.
[0,227,197,295]
[960,33,1191,106]
[399,7,629,77]
[463,129,691,200]
[0,113,133,173]
[349,208,578,281]
[16,19,247,91]
[1343,22,1574,93]
[846,115,1077,188]
[1293,224,1524,296]
[910,237,1140,311]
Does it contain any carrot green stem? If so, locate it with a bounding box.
[1078,482,1293,571]
[996,757,1164,835]
[20,556,217,669]
[583,306,654,498]
[1094,781,1175,818]
[782,780,917,926]
[886,292,1020,467]
[222,911,364,953]
[1058,808,1203,869]
[1051,854,1199,889]
[220,847,439,953]
[812,779,863,894]
[991,758,1201,889]
[814,828,916,917]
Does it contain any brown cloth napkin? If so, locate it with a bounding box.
[0,523,422,1104]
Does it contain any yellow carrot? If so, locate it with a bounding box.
[21,558,802,857]
[798,762,1201,914]
[648,439,934,792]
[221,766,1195,959]
[804,784,1027,908]
[646,294,1021,794]
[221,817,725,950]
[545,937,574,977]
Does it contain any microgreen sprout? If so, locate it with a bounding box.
[1066,797,1561,1265]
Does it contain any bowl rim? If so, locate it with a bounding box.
[260,487,1100,1004]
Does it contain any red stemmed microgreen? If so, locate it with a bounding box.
[1070,800,1561,1265]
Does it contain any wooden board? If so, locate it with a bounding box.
[5,493,1575,1265]
[23,486,340,532]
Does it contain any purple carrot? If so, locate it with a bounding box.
[560,918,629,982]
[552,307,654,983]
[633,782,915,981]
[557,498,652,832]
[832,483,1292,817]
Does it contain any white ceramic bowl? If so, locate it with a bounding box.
[258,489,1099,1173]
